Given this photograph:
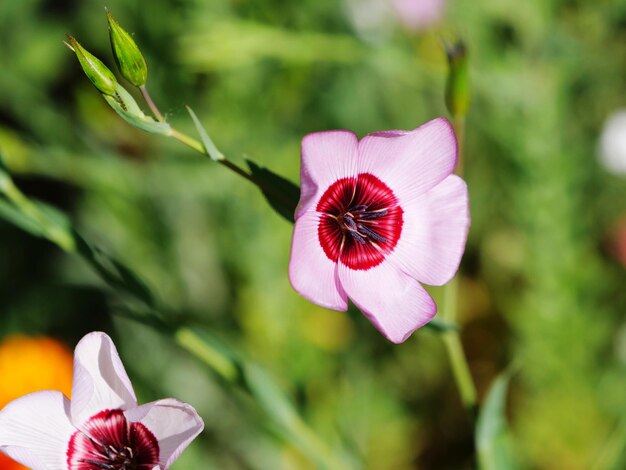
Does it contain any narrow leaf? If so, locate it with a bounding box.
[0,198,44,236]
[246,159,300,222]
[186,106,224,161]
[104,85,172,135]
[476,369,519,470]
[73,232,156,308]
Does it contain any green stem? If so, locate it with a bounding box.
[454,115,466,176]
[440,114,477,423]
[169,129,256,184]
[175,327,239,383]
[140,86,165,122]
[442,278,478,421]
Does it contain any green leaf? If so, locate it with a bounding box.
[104,85,172,135]
[186,106,224,161]
[476,369,519,470]
[73,232,156,309]
[0,151,9,175]
[246,159,300,223]
[0,198,44,236]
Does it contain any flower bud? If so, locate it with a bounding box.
[65,35,118,96]
[445,40,470,118]
[106,9,148,87]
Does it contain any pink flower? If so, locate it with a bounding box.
[390,0,446,30]
[0,332,204,470]
[289,118,469,343]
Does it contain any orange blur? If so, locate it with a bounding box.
[0,334,74,470]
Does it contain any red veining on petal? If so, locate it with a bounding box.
[316,173,403,270]
[67,409,159,469]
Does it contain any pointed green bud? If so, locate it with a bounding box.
[445,40,470,118]
[106,9,148,87]
[65,35,118,96]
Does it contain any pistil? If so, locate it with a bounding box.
[340,205,389,245]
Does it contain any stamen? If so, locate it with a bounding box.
[342,215,358,231]
[359,209,388,219]
[79,459,116,470]
[349,230,367,244]
[358,224,388,243]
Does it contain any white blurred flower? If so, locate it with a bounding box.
[599,110,626,175]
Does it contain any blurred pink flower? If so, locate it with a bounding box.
[344,0,446,40]
[390,0,446,30]
[0,332,204,470]
[289,118,469,343]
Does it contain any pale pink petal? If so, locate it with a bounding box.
[388,175,469,285]
[125,399,204,469]
[0,391,75,470]
[297,130,359,218]
[337,261,436,343]
[390,0,446,31]
[358,117,457,204]
[71,332,137,426]
[289,211,348,310]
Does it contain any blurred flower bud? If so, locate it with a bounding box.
[445,40,470,118]
[106,9,148,87]
[65,35,118,96]
[599,110,626,175]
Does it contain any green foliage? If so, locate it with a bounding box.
[476,370,518,470]
[1,0,626,468]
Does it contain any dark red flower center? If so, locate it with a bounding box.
[67,409,159,470]
[317,173,403,270]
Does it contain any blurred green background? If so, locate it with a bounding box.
[1,0,625,468]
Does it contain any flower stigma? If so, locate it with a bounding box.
[317,173,403,270]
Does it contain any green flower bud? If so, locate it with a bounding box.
[65,35,118,96]
[106,9,148,87]
[445,41,470,118]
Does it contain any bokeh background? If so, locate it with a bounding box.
[1,0,625,469]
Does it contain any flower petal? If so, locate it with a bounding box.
[338,261,436,343]
[0,391,74,470]
[297,130,359,218]
[358,117,458,203]
[289,211,348,311]
[70,332,137,426]
[388,175,469,285]
[125,399,204,470]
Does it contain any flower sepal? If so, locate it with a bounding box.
[106,8,148,88]
[104,83,173,136]
[65,35,118,96]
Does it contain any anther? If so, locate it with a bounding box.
[342,215,358,231]
[358,225,388,243]
[349,230,367,244]
[359,209,388,219]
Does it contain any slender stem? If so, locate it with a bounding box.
[454,115,466,176]
[169,128,257,184]
[175,327,239,383]
[441,278,478,421]
[440,113,478,423]
[140,86,165,122]
[170,128,205,153]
